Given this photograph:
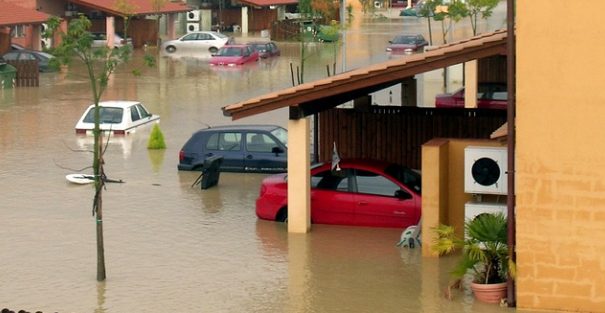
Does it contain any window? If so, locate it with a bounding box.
[246,133,278,153]
[11,25,25,38]
[312,170,349,191]
[270,127,287,146]
[130,106,141,122]
[182,33,197,41]
[206,132,241,151]
[355,170,401,197]
[83,107,123,124]
[135,104,150,118]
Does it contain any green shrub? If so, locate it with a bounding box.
[147,124,166,149]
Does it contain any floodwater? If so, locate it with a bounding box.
[0,4,552,313]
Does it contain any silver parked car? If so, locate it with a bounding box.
[162,31,233,55]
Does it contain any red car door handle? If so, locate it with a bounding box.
[358,201,369,206]
[393,211,407,215]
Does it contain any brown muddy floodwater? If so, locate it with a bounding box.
[0,5,552,313]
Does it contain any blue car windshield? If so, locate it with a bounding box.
[83,107,123,124]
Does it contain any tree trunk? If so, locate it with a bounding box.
[96,135,106,281]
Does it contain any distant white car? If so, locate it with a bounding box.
[75,101,160,135]
[162,31,233,54]
[91,32,133,48]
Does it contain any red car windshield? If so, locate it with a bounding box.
[384,164,421,194]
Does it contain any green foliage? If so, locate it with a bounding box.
[466,0,499,35]
[148,124,167,149]
[432,213,511,284]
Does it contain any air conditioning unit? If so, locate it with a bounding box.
[187,22,200,33]
[464,201,507,239]
[464,146,508,195]
[40,24,51,49]
[465,201,507,222]
[187,10,200,22]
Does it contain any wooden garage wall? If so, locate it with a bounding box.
[318,107,507,169]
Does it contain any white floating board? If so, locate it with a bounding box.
[66,174,96,185]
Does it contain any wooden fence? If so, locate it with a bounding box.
[5,60,38,87]
[318,106,507,169]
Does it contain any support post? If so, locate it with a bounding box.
[464,60,478,108]
[287,117,311,233]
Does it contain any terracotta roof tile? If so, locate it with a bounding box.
[69,0,191,16]
[239,0,298,6]
[222,29,508,120]
[0,2,51,26]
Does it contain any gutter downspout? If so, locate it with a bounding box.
[506,0,516,307]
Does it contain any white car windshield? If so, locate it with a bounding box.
[83,107,123,124]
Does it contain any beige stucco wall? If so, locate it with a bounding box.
[421,138,504,257]
[516,1,605,311]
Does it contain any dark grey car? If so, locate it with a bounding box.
[178,125,288,173]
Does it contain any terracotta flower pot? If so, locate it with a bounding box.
[470,282,507,304]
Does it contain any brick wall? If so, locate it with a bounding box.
[516,0,605,311]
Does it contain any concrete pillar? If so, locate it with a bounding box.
[421,139,449,257]
[166,13,177,40]
[201,9,212,31]
[32,25,42,51]
[241,6,249,35]
[464,60,478,108]
[106,16,115,49]
[287,118,311,233]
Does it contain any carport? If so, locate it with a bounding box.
[222,29,507,234]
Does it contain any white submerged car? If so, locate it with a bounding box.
[75,101,160,135]
[161,31,233,55]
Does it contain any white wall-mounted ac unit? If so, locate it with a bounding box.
[40,24,51,48]
[187,22,200,33]
[464,201,507,222]
[464,146,508,195]
[187,10,200,22]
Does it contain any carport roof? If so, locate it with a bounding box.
[222,29,508,120]
[68,0,191,16]
[238,0,298,6]
[0,2,51,27]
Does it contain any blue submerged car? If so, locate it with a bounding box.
[178,125,288,173]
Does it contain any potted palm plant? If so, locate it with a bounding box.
[432,212,512,304]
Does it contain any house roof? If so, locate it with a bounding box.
[68,0,191,16]
[0,2,51,27]
[222,29,508,120]
[238,0,298,6]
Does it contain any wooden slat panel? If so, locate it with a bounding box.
[318,107,506,169]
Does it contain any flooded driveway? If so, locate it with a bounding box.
[0,5,553,313]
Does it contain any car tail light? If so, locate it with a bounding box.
[75,128,87,134]
[179,150,185,162]
[113,130,125,135]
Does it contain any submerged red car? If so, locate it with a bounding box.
[435,82,507,109]
[209,44,259,66]
[256,159,422,228]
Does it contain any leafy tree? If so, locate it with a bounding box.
[45,15,153,281]
[432,0,466,44]
[416,0,438,45]
[114,0,136,39]
[151,0,168,46]
[465,0,499,35]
